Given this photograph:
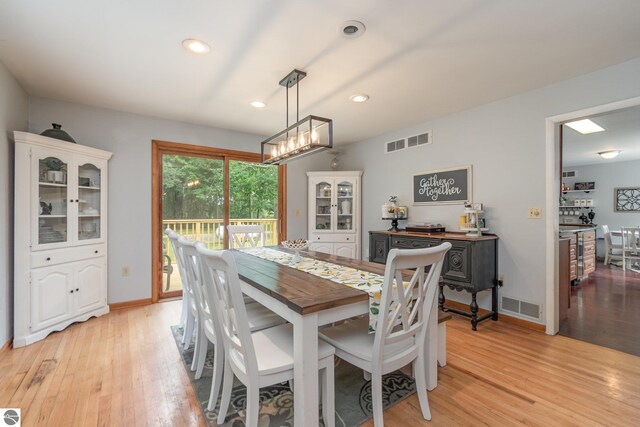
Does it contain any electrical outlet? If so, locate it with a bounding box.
[528,207,542,219]
[122,266,131,277]
[294,208,301,217]
[499,274,506,285]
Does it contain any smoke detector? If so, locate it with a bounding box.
[340,20,366,38]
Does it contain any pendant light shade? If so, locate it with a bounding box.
[261,69,333,164]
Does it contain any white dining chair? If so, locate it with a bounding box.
[621,227,640,271]
[319,243,451,427]
[228,225,265,249]
[180,238,287,380]
[196,245,336,427]
[166,230,197,350]
[602,225,623,265]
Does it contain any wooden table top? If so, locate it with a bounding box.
[232,248,382,315]
[370,229,499,241]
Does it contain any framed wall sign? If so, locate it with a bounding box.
[615,187,640,212]
[413,165,472,205]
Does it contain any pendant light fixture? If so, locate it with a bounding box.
[261,69,333,164]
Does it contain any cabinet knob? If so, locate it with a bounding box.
[75,199,79,203]
[317,237,320,240]
[69,199,74,203]
[76,288,79,292]
[46,257,51,261]
[347,238,350,241]
[95,250,98,254]
[70,290,74,294]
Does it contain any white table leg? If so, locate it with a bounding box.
[293,312,319,427]
[425,297,438,391]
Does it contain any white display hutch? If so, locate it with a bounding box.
[13,131,112,347]
[307,171,362,259]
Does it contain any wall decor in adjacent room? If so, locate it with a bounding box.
[413,165,472,205]
[615,187,640,212]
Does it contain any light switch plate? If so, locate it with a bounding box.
[528,207,542,219]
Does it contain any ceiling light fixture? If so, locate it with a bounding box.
[250,101,266,108]
[261,69,332,165]
[340,20,366,38]
[349,94,369,103]
[598,150,621,159]
[182,39,211,54]
[565,119,604,134]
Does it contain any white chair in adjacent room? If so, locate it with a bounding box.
[319,243,451,427]
[166,229,195,349]
[621,227,640,272]
[228,225,266,249]
[602,225,623,265]
[196,246,336,427]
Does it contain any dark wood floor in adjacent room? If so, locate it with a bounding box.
[559,261,640,356]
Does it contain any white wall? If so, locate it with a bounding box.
[339,57,640,324]
[0,61,28,346]
[28,97,268,304]
[565,160,640,255]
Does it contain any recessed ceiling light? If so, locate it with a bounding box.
[250,101,266,108]
[349,94,369,103]
[598,150,621,159]
[565,119,604,134]
[182,39,211,54]
[340,20,366,38]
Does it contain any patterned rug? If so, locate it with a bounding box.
[171,326,416,426]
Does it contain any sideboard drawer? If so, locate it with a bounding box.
[583,241,596,256]
[583,231,596,242]
[390,236,439,249]
[31,244,106,268]
[570,260,578,280]
[583,256,596,275]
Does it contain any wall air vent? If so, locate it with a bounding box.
[562,170,577,178]
[500,296,542,321]
[384,130,432,154]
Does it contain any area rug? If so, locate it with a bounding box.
[171,326,416,426]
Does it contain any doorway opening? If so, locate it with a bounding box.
[151,140,287,301]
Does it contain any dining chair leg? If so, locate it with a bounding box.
[321,364,335,427]
[194,333,208,379]
[371,371,384,427]
[180,295,188,328]
[207,345,224,411]
[191,320,202,371]
[414,353,432,420]
[604,252,610,266]
[245,384,260,427]
[183,313,194,350]
[217,360,234,425]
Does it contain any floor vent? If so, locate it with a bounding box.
[385,130,431,154]
[500,296,541,320]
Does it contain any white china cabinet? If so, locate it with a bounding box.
[13,131,112,347]
[307,171,362,259]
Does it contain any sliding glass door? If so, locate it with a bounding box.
[152,141,285,301]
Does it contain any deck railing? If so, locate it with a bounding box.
[162,218,279,260]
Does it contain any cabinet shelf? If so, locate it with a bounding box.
[79,214,100,218]
[78,186,101,190]
[39,182,67,188]
[562,189,596,194]
[39,215,67,218]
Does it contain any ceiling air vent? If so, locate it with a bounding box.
[562,170,577,178]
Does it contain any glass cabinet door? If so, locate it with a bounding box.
[77,162,103,241]
[36,155,70,246]
[315,180,332,231]
[336,180,354,231]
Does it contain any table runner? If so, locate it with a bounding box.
[239,247,407,332]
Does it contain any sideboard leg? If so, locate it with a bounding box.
[470,292,478,331]
[438,284,445,312]
[491,284,499,321]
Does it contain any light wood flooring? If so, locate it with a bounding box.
[1,300,639,426]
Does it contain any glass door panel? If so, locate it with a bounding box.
[229,161,279,245]
[161,154,224,294]
[78,163,102,241]
[315,181,332,231]
[336,180,354,231]
[38,156,68,245]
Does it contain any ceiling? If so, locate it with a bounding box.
[2,1,640,145]
[563,106,640,167]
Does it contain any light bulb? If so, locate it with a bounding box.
[288,137,295,152]
[299,133,306,147]
[279,142,285,155]
[271,146,278,158]
[311,128,318,144]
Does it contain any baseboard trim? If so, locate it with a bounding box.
[443,300,545,332]
[109,298,153,311]
[1,337,13,354]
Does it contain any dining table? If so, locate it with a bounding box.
[231,246,441,427]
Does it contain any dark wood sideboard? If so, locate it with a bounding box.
[369,230,499,330]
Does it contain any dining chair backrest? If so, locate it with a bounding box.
[175,235,203,317]
[167,229,191,295]
[228,225,265,249]
[373,242,451,366]
[196,246,259,376]
[180,237,213,323]
[622,227,640,252]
